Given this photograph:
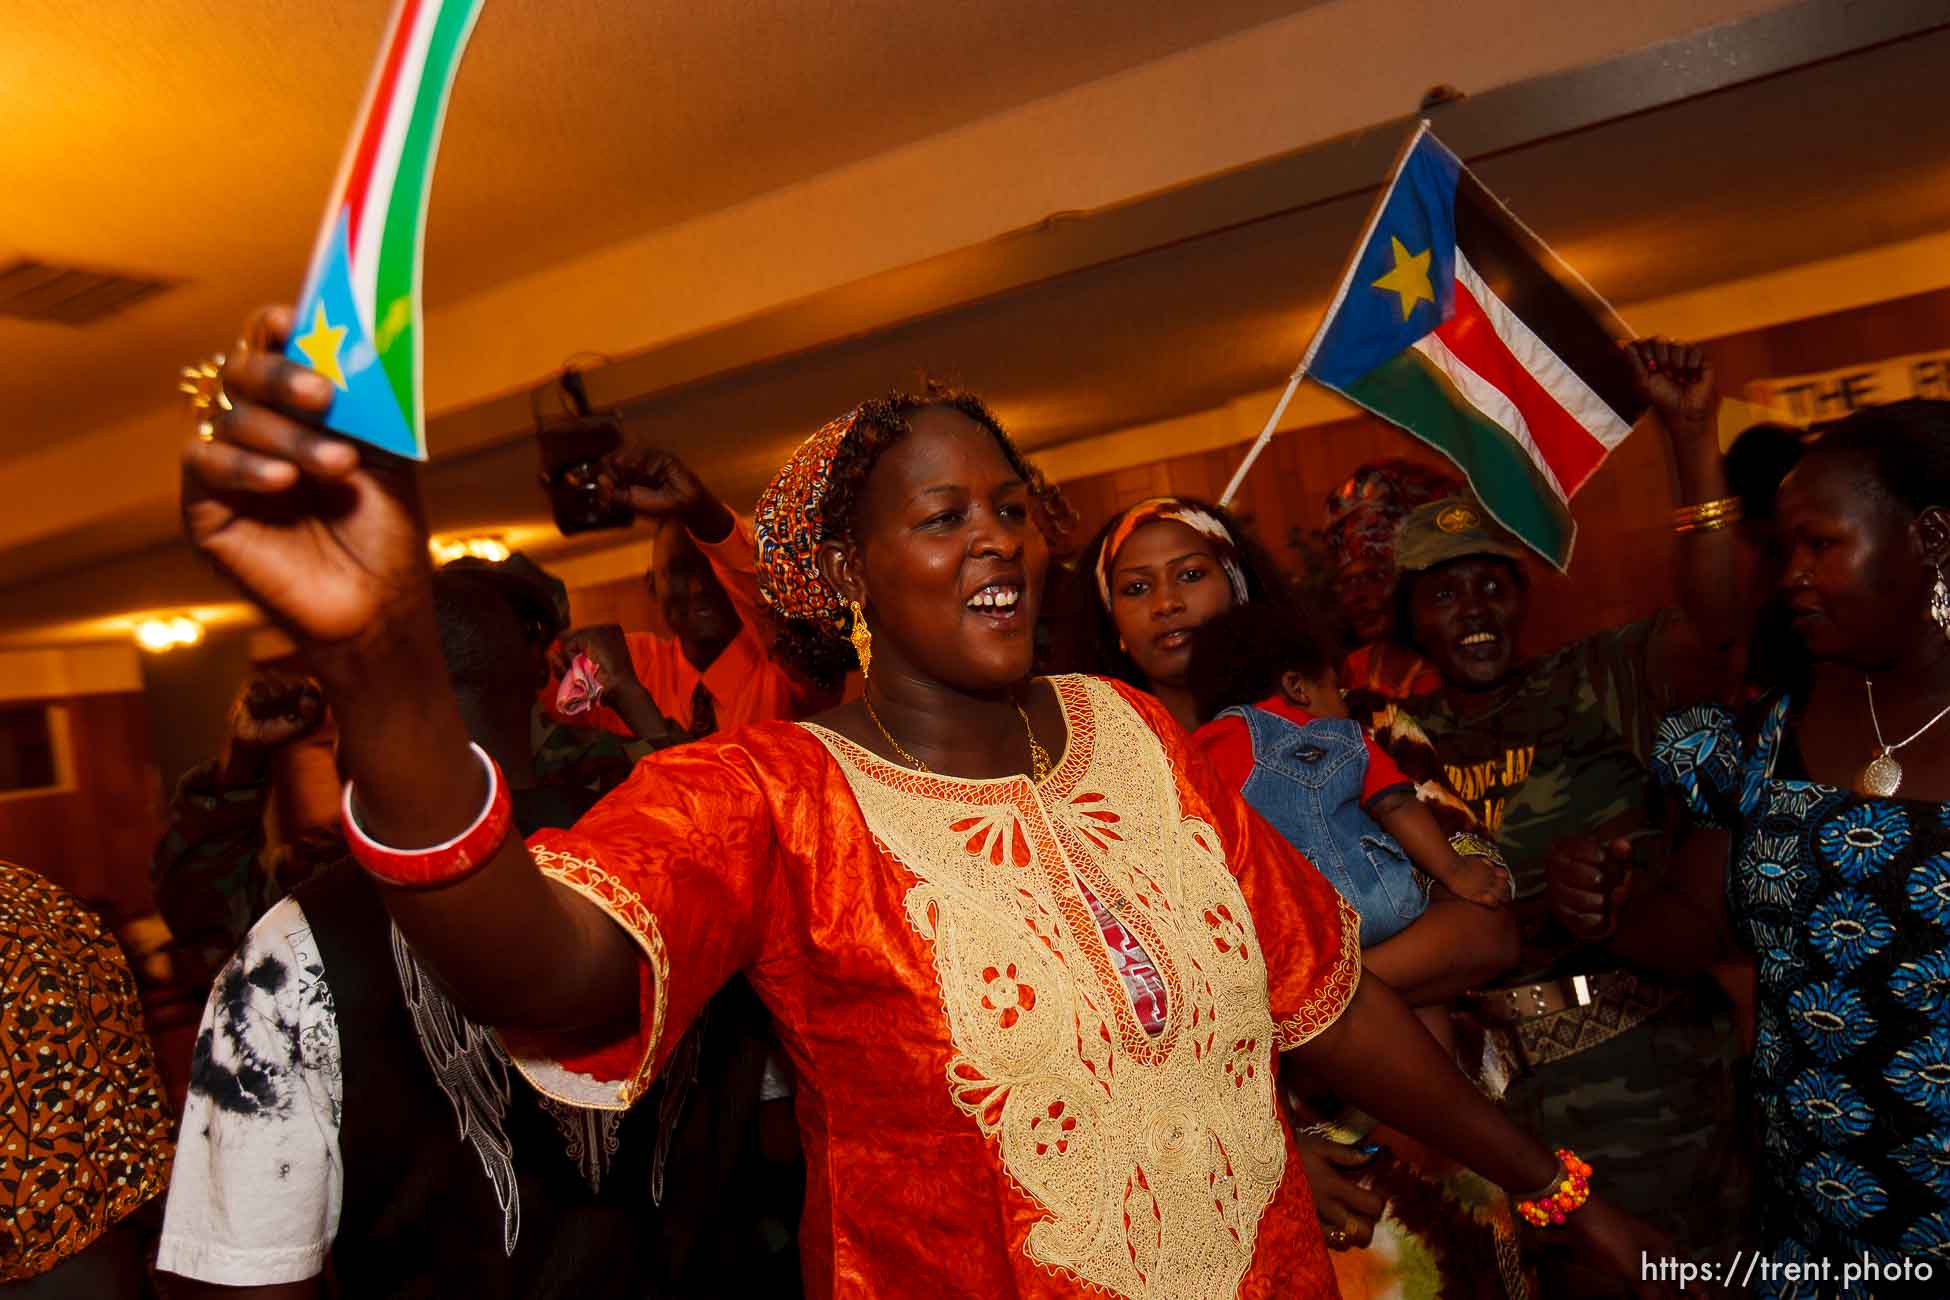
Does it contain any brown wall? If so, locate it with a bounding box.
[0,691,161,919]
[1705,285,1950,398]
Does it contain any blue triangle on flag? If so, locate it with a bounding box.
[285,209,421,461]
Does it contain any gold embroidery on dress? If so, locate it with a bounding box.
[1274,893,1361,1050]
[519,846,672,1108]
[805,677,1287,1300]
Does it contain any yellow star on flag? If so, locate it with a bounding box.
[294,302,349,391]
[1372,236,1435,321]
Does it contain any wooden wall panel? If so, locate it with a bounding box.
[0,692,162,919]
[1704,286,1950,395]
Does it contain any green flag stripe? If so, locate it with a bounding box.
[1337,351,1576,568]
[372,0,477,427]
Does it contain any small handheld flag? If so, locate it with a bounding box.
[1224,124,1645,570]
[285,0,488,461]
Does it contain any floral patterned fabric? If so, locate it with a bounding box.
[0,862,173,1281]
[1655,699,1950,1294]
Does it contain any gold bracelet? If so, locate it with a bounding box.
[1673,496,1742,534]
[1675,513,1741,535]
[1674,496,1740,524]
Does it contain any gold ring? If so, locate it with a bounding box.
[1326,1226,1349,1249]
[179,353,233,441]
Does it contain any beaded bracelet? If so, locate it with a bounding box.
[1514,1149,1593,1227]
[341,743,513,889]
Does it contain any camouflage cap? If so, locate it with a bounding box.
[1393,497,1527,573]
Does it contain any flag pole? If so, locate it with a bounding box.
[1215,119,1432,509]
[1217,365,1305,508]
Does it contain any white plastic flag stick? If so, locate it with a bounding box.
[1217,365,1307,508]
[1217,121,1434,510]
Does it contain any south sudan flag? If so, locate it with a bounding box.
[285,0,487,460]
[1302,124,1645,569]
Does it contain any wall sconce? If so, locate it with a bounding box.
[430,535,511,564]
[135,615,204,653]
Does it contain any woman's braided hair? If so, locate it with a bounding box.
[766,385,1075,688]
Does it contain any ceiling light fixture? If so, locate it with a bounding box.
[135,615,204,652]
[430,535,511,564]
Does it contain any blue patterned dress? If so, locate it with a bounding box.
[1655,699,1950,1295]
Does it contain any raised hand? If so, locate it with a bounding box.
[182,306,479,851]
[1625,337,1716,441]
[557,623,678,743]
[597,446,734,541]
[560,624,640,691]
[228,672,325,748]
[180,306,434,652]
[214,671,326,785]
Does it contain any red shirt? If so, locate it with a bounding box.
[1191,693,1411,805]
[545,517,831,736]
[1342,641,1444,701]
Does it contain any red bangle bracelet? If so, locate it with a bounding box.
[341,743,513,888]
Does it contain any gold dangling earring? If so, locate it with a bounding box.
[849,600,872,678]
[1931,566,1950,644]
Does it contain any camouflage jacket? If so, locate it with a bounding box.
[1404,610,1683,903]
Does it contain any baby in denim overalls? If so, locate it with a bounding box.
[1188,602,1505,950]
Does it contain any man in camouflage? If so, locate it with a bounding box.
[1395,499,1750,1295]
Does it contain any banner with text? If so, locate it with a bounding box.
[1747,349,1950,425]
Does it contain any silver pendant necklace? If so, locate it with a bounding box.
[1860,677,1950,797]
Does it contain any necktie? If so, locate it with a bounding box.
[689,681,718,739]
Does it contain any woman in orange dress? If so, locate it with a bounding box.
[176,306,1673,1299]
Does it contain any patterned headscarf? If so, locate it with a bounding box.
[1322,460,1461,573]
[753,409,863,628]
[1093,497,1249,611]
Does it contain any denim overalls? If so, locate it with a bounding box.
[1218,707,1426,946]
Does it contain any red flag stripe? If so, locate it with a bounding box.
[1433,278,1608,495]
[341,0,426,249]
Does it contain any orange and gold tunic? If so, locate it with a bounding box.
[515,675,1361,1299]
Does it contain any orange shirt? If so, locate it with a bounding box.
[514,676,1360,1299]
[549,517,831,735]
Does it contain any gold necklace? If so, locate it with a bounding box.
[863,696,1051,782]
[1859,677,1950,797]
[1022,704,1053,782]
